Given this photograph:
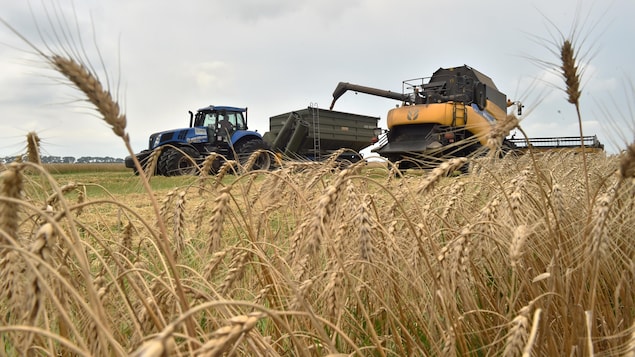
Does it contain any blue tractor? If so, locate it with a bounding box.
[125,105,271,175]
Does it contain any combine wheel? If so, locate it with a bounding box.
[501,139,518,157]
[158,146,200,176]
[236,139,271,172]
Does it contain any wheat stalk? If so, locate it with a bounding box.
[559,38,590,203]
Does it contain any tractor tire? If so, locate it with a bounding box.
[158,146,200,176]
[235,139,271,172]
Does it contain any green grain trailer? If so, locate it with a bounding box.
[263,106,380,162]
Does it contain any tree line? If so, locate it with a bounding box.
[1,155,124,164]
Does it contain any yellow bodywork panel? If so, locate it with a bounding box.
[386,100,506,146]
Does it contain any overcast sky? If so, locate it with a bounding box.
[1,0,633,159]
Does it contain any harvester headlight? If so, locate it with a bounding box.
[444,132,455,143]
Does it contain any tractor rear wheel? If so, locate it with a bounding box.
[235,139,271,172]
[158,146,200,176]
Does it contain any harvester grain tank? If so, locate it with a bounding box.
[330,65,512,168]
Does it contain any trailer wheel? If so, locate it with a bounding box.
[158,146,200,176]
[236,139,271,172]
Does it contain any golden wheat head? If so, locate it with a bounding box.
[51,55,127,139]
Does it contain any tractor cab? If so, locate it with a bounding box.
[191,105,248,144]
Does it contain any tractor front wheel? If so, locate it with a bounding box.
[158,146,200,176]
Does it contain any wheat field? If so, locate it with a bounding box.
[2,4,635,356]
[2,143,635,356]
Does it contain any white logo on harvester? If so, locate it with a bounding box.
[407,109,419,121]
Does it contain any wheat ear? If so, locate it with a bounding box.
[503,305,531,357]
[417,158,467,195]
[0,163,23,244]
[51,55,127,139]
[486,114,520,153]
[619,142,635,183]
[198,313,264,356]
[26,131,42,165]
[172,191,187,259]
[358,194,374,262]
[207,187,231,253]
[561,40,581,105]
[509,225,529,269]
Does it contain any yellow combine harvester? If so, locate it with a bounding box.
[330,65,512,168]
[330,65,603,168]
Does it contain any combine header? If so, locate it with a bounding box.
[508,135,604,153]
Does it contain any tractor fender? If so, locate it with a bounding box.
[230,131,262,146]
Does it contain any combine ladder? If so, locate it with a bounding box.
[452,102,467,126]
[451,102,468,141]
[309,102,321,161]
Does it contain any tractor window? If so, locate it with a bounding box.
[230,112,247,130]
[203,113,217,127]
